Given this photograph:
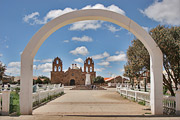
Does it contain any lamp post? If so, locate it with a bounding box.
[143,72,147,92]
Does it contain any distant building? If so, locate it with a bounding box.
[104,76,123,87]
[51,57,96,85]
[104,76,123,83]
[133,70,150,86]
[2,75,14,84]
[14,76,39,83]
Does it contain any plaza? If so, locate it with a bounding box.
[0,0,180,119]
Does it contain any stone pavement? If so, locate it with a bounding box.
[33,87,149,115]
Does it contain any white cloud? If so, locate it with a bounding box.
[107,51,126,62]
[42,68,52,73]
[95,68,105,72]
[105,24,121,32]
[23,4,125,25]
[72,35,93,42]
[115,35,120,37]
[69,20,102,31]
[19,51,23,55]
[23,12,40,25]
[33,65,37,69]
[120,68,125,72]
[92,52,110,60]
[127,31,132,36]
[74,58,84,63]
[43,8,76,23]
[6,61,21,75]
[0,53,3,57]
[34,59,41,62]
[37,63,52,73]
[115,51,120,54]
[23,8,76,25]
[140,0,180,25]
[97,61,110,66]
[6,67,20,75]
[5,61,53,76]
[63,40,69,43]
[70,46,89,56]
[6,45,9,48]
[8,62,21,68]
[82,4,125,15]
[69,4,125,31]
[111,74,117,78]
[142,26,149,32]
[41,59,52,63]
[34,59,52,63]
[76,63,82,68]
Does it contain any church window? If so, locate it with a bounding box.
[54,66,57,71]
[90,67,92,72]
[58,66,61,71]
[88,60,90,64]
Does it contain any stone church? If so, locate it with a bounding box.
[51,57,96,85]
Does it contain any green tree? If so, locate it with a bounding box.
[123,39,150,87]
[94,76,105,83]
[0,61,6,82]
[124,25,180,96]
[43,78,51,84]
[150,25,180,96]
[36,77,43,84]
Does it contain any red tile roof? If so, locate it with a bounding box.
[104,78,112,81]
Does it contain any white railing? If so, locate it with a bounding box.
[163,95,176,114]
[163,96,176,110]
[117,87,150,104]
[32,84,64,106]
[116,85,180,115]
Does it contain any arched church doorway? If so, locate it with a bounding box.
[70,79,75,86]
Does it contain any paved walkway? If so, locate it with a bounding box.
[33,87,149,115]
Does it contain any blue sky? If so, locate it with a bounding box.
[0,0,179,77]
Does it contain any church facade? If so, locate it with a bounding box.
[51,57,96,85]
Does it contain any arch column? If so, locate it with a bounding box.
[20,55,33,115]
[150,53,163,114]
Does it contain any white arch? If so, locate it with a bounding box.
[20,9,163,115]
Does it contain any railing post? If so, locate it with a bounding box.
[126,89,128,97]
[135,91,137,101]
[2,90,11,115]
[176,85,180,115]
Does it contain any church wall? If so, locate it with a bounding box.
[51,71,64,84]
